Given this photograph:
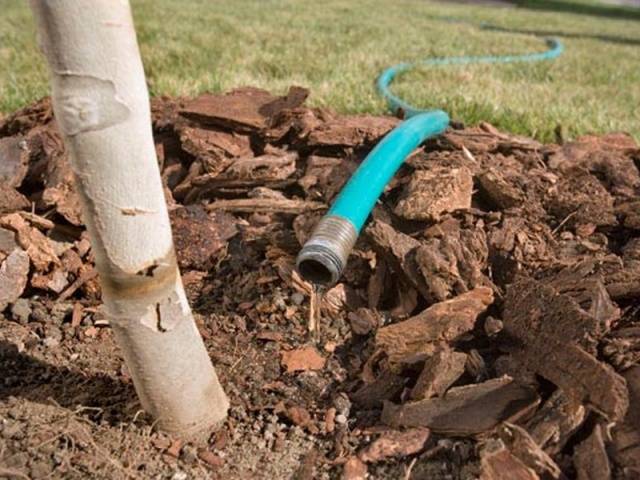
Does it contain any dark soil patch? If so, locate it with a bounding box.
[1,87,639,479]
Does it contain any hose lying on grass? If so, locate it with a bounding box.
[296,38,563,286]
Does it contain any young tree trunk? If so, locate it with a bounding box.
[29,0,228,438]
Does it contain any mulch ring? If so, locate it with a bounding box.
[1,86,639,480]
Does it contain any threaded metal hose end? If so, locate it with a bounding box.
[296,215,358,286]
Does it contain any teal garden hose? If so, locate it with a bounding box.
[296,38,563,286]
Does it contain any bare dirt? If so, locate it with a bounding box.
[0,87,639,479]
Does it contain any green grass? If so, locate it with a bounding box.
[1,0,639,142]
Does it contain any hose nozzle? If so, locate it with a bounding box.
[296,215,358,287]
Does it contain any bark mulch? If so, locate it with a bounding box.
[1,87,639,479]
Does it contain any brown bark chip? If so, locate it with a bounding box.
[504,278,629,421]
[496,423,562,479]
[0,136,29,187]
[180,86,308,132]
[479,440,539,480]
[281,346,326,373]
[611,366,640,476]
[169,205,237,270]
[358,428,429,463]
[0,185,30,214]
[573,424,610,480]
[375,287,494,366]
[381,376,539,435]
[394,166,473,221]
[342,456,367,480]
[526,389,586,455]
[307,115,398,148]
[0,248,29,311]
[410,348,467,400]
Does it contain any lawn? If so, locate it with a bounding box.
[1,0,639,142]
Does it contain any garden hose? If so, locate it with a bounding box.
[296,37,563,286]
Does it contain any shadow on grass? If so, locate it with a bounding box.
[513,0,640,21]
[484,23,640,46]
[0,340,139,425]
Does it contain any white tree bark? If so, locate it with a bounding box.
[29,0,228,438]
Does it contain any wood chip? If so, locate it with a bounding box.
[307,115,398,148]
[526,389,586,455]
[170,205,237,270]
[479,439,539,480]
[281,346,326,373]
[496,423,562,479]
[0,248,29,311]
[410,348,467,400]
[394,167,473,221]
[180,86,308,132]
[381,376,539,435]
[0,136,29,187]
[0,184,29,214]
[611,366,640,475]
[358,428,429,463]
[0,213,60,271]
[375,287,494,366]
[342,456,367,480]
[504,278,629,422]
[574,424,610,480]
[206,197,326,214]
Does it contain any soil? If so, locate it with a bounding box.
[0,87,639,480]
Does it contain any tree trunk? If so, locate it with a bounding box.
[29,0,228,438]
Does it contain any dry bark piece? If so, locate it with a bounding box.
[0,213,60,271]
[281,346,326,373]
[358,428,429,463]
[526,389,586,455]
[496,423,562,479]
[611,366,640,475]
[416,218,490,302]
[351,371,406,409]
[348,308,381,336]
[0,248,30,311]
[545,169,616,228]
[375,287,494,366]
[178,125,252,173]
[307,114,398,148]
[394,166,473,221]
[479,439,539,480]
[366,220,429,299]
[382,376,539,435]
[169,205,237,271]
[207,197,325,214]
[0,184,30,214]
[410,348,467,400]
[299,155,358,204]
[0,136,29,187]
[548,132,640,198]
[180,86,308,132]
[342,456,367,480]
[476,167,525,210]
[504,278,629,421]
[192,152,297,191]
[573,424,610,480]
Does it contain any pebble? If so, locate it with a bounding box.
[291,292,305,305]
[335,414,348,425]
[171,471,188,480]
[11,298,31,324]
[180,444,198,465]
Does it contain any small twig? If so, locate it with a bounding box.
[551,210,577,236]
[58,267,98,301]
[404,458,418,480]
